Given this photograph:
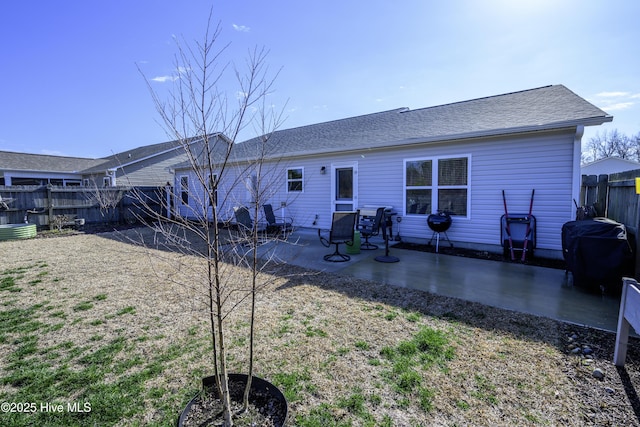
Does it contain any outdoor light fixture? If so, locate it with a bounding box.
[320,166,326,174]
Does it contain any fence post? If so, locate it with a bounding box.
[596,174,608,217]
[47,185,54,230]
[581,175,598,207]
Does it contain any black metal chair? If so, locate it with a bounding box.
[263,204,293,236]
[233,206,266,236]
[318,211,358,262]
[357,207,385,250]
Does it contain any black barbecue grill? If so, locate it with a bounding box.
[427,212,453,252]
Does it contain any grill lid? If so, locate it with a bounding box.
[427,212,452,232]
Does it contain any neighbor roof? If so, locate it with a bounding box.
[228,84,612,162]
[81,139,183,173]
[0,151,104,173]
[1,137,198,176]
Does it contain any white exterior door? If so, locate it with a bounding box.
[331,162,358,212]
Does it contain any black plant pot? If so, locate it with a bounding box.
[178,373,288,426]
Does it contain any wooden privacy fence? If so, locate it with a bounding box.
[581,169,640,233]
[0,185,167,229]
[581,169,640,278]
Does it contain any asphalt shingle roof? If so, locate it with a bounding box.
[0,151,104,173]
[232,84,612,161]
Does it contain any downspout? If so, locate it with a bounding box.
[571,125,585,217]
[108,168,117,186]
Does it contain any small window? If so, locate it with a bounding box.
[287,168,303,192]
[103,177,111,187]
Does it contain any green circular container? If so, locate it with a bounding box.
[0,224,37,241]
[346,231,361,254]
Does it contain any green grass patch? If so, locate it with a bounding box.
[296,403,352,427]
[304,326,327,337]
[405,311,422,322]
[0,306,45,334]
[384,311,398,321]
[116,306,136,316]
[355,340,370,350]
[472,374,499,405]
[1,276,21,292]
[377,326,454,413]
[49,310,67,319]
[272,370,315,402]
[337,390,366,415]
[73,301,94,312]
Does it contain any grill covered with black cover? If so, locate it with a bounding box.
[562,218,634,293]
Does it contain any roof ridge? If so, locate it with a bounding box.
[403,85,558,114]
[276,107,409,133]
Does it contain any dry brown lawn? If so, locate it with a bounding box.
[1,228,639,426]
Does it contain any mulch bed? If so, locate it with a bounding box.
[392,241,568,270]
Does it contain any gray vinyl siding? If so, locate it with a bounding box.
[116,151,189,187]
[376,131,574,251]
[176,128,577,253]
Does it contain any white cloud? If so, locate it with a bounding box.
[601,102,634,111]
[596,91,630,97]
[151,67,189,83]
[151,75,178,83]
[232,24,250,32]
[590,90,639,112]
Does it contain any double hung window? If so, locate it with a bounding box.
[405,156,469,217]
[287,168,303,192]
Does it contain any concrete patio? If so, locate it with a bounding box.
[257,228,624,332]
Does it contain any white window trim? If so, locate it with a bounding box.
[330,161,358,213]
[403,154,471,219]
[286,166,304,193]
[178,175,189,206]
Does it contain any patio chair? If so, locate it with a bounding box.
[318,211,358,262]
[357,207,385,250]
[263,204,293,236]
[233,206,266,234]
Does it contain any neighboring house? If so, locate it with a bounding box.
[0,152,103,186]
[581,157,640,176]
[174,85,612,257]
[0,138,208,187]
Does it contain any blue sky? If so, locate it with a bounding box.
[1,0,638,158]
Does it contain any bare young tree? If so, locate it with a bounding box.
[83,181,128,223]
[584,129,635,163]
[133,14,289,426]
